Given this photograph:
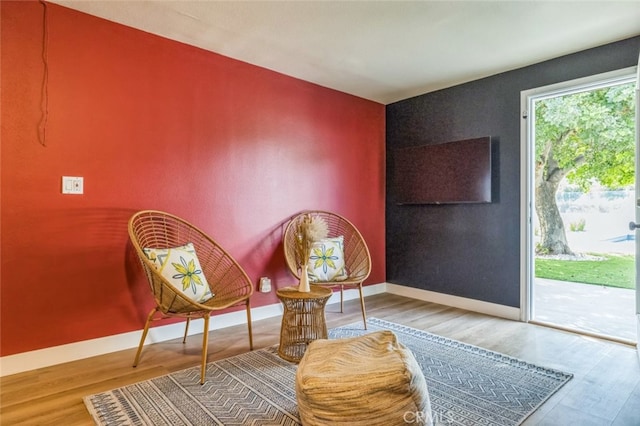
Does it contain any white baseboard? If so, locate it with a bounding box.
[0,283,387,377]
[385,283,521,321]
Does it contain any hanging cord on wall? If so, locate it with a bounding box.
[38,0,49,147]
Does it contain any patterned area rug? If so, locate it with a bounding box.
[84,318,572,425]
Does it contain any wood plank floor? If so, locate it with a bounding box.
[2,293,639,425]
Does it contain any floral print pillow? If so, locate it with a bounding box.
[307,236,348,282]
[143,243,214,303]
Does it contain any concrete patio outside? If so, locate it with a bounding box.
[534,278,637,343]
[533,191,638,343]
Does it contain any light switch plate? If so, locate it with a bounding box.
[62,176,83,194]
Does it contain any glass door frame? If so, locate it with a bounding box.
[520,67,638,335]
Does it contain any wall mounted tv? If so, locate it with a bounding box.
[393,136,492,205]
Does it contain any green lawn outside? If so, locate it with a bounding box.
[535,253,636,289]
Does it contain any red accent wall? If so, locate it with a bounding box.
[1,1,385,356]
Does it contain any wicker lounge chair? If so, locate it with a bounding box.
[283,210,371,328]
[128,210,254,384]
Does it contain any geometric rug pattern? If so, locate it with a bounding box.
[333,318,573,425]
[84,318,572,425]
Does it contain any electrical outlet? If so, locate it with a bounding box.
[259,277,271,293]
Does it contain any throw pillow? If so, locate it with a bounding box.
[307,236,348,282]
[142,243,214,303]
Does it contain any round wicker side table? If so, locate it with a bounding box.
[276,285,332,363]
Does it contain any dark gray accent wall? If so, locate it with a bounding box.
[386,36,640,308]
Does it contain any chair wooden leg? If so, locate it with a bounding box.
[133,307,159,367]
[340,285,344,313]
[246,301,254,350]
[200,314,210,385]
[182,318,190,344]
[358,284,367,329]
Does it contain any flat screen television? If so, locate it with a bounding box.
[393,136,492,204]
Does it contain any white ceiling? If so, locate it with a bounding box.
[52,1,640,104]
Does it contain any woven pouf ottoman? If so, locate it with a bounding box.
[295,330,432,426]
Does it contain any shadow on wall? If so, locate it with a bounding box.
[2,207,142,353]
[238,213,298,292]
[125,237,156,326]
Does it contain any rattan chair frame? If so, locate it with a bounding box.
[128,210,254,384]
[283,210,371,328]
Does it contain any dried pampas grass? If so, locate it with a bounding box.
[294,214,329,267]
[306,215,328,242]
